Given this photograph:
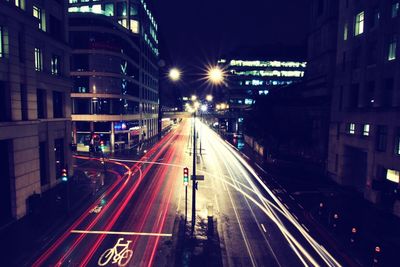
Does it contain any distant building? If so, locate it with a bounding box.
[218,55,306,133]
[327,0,400,215]
[68,0,159,152]
[0,0,72,222]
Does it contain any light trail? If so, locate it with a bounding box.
[70,230,172,237]
[203,122,342,267]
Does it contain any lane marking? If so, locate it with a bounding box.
[289,195,295,201]
[284,203,290,210]
[261,223,267,233]
[298,204,304,209]
[255,163,267,174]
[70,230,172,237]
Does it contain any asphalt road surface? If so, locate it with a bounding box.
[30,118,342,267]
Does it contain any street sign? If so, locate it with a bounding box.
[191,175,204,181]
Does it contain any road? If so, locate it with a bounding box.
[30,118,342,266]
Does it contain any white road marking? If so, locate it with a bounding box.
[261,223,267,233]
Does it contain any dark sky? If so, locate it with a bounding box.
[150,0,309,66]
[149,0,309,101]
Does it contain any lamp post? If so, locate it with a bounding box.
[168,66,224,236]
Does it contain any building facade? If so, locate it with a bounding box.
[0,0,72,222]
[218,57,306,133]
[68,0,159,152]
[303,0,339,164]
[328,0,400,215]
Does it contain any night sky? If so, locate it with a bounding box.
[149,0,309,100]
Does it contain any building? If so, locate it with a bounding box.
[68,0,159,153]
[328,0,400,215]
[218,52,307,133]
[302,0,339,164]
[0,0,72,222]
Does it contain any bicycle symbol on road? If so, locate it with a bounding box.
[98,238,133,266]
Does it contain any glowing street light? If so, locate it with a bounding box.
[206,94,213,102]
[169,68,181,81]
[191,95,197,101]
[200,105,207,112]
[194,101,200,109]
[207,66,224,85]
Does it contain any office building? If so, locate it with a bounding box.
[0,0,72,222]
[327,0,400,215]
[68,0,159,152]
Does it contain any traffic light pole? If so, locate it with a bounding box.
[185,186,188,225]
[191,111,196,235]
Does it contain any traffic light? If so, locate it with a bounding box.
[100,140,105,152]
[183,167,189,186]
[61,168,68,182]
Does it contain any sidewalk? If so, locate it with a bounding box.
[237,138,400,267]
[0,159,117,266]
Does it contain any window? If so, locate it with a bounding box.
[392,3,399,18]
[376,125,387,151]
[0,81,11,122]
[395,128,400,155]
[15,0,25,10]
[386,169,400,183]
[370,8,380,29]
[51,55,60,75]
[0,26,3,58]
[349,83,359,108]
[388,35,397,61]
[348,123,356,134]
[118,19,128,29]
[39,142,49,186]
[20,84,28,120]
[103,3,114,16]
[37,89,46,119]
[354,11,364,36]
[383,78,394,107]
[18,32,25,62]
[53,91,63,118]
[363,124,370,136]
[366,81,375,106]
[116,2,127,16]
[130,20,139,33]
[343,23,348,40]
[33,6,46,31]
[34,48,43,71]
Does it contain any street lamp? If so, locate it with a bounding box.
[200,105,207,112]
[207,66,224,85]
[191,95,197,101]
[169,68,181,81]
[206,94,213,102]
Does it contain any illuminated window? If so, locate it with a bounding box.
[343,23,348,40]
[33,6,46,31]
[91,4,102,14]
[103,3,114,16]
[15,0,25,10]
[130,19,139,33]
[388,35,397,61]
[386,169,399,183]
[363,124,370,136]
[348,123,355,134]
[244,99,253,105]
[69,0,78,3]
[392,3,399,17]
[118,19,128,29]
[51,55,60,75]
[0,26,3,58]
[34,47,43,71]
[354,11,364,36]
